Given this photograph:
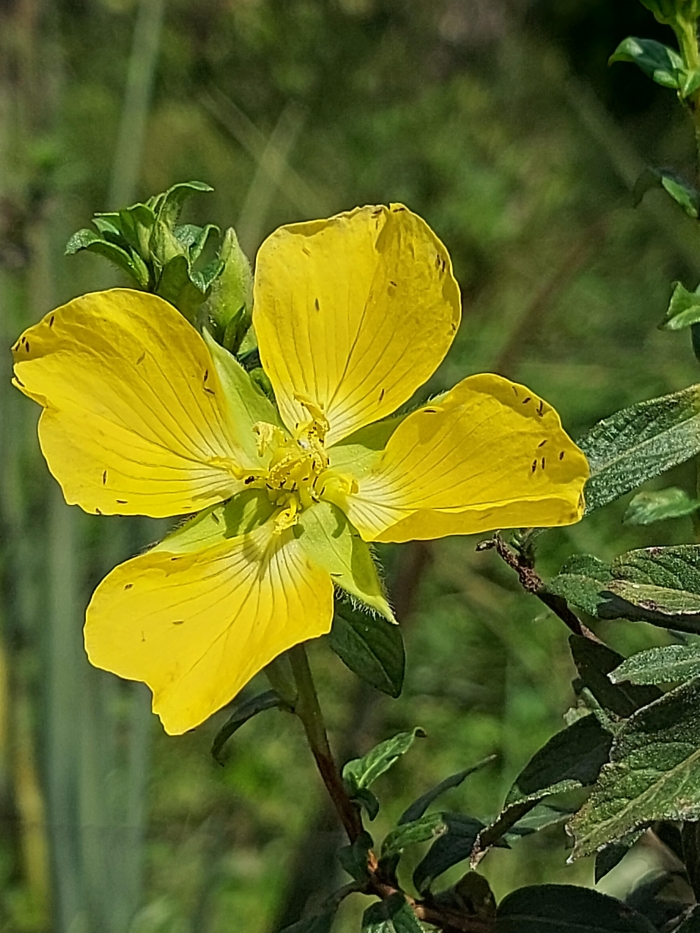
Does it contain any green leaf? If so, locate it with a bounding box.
[570,679,700,858]
[633,167,700,218]
[412,814,485,894]
[211,691,284,765]
[594,833,643,883]
[549,546,700,636]
[495,885,657,933]
[472,714,612,862]
[577,384,700,513]
[338,830,374,882]
[279,913,337,933]
[612,644,700,685]
[609,37,683,89]
[570,636,662,718]
[155,179,214,228]
[398,757,496,825]
[362,894,423,933]
[328,602,405,698]
[624,487,700,524]
[64,229,150,287]
[343,729,425,794]
[503,803,572,842]
[353,787,380,821]
[661,282,700,332]
[381,812,447,860]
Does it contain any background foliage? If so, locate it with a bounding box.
[2,0,699,930]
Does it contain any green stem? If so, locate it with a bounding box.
[675,15,700,178]
[287,645,362,842]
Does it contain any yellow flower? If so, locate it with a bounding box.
[12,204,589,735]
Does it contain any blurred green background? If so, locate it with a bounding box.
[2,0,700,930]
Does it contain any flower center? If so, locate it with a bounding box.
[243,398,356,533]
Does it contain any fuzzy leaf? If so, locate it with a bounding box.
[399,757,495,825]
[610,37,682,89]
[624,487,700,525]
[381,812,447,860]
[495,884,657,933]
[578,384,700,513]
[611,644,700,686]
[329,603,405,698]
[570,679,700,858]
[362,894,423,933]
[211,690,284,764]
[343,729,425,794]
[413,814,485,894]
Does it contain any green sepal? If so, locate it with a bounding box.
[295,501,394,621]
[623,487,700,525]
[205,226,254,353]
[609,37,683,89]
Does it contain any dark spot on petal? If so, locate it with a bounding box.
[379,388,385,401]
[95,507,102,515]
[393,205,406,212]
[314,298,320,311]
[541,457,546,469]
[537,400,544,416]
[245,476,256,484]
[389,280,397,287]
[173,620,184,625]
[559,451,565,460]
[14,376,25,387]
[302,246,311,256]
[116,499,127,504]
[170,556,180,562]
[531,460,537,473]
[203,369,209,382]
[211,512,221,524]
[512,386,518,396]
[522,397,531,405]
[423,408,437,413]
[538,440,547,447]
[124,583,133,590]
[24,341,30,352]
[330,572,342,577]
[136,352,146,365]
[204,387,215,395]
[49,315,55,328]
[451,322,457,332]
[102,470,107,484]
[372,208,383,216]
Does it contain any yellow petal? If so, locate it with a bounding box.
[253,204,461,446]
[337,374,589,542]
[12,289,264,518]
[84,518,333,735]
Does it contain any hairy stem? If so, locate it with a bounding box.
[675,15,700,181]
[288,644,363,842]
